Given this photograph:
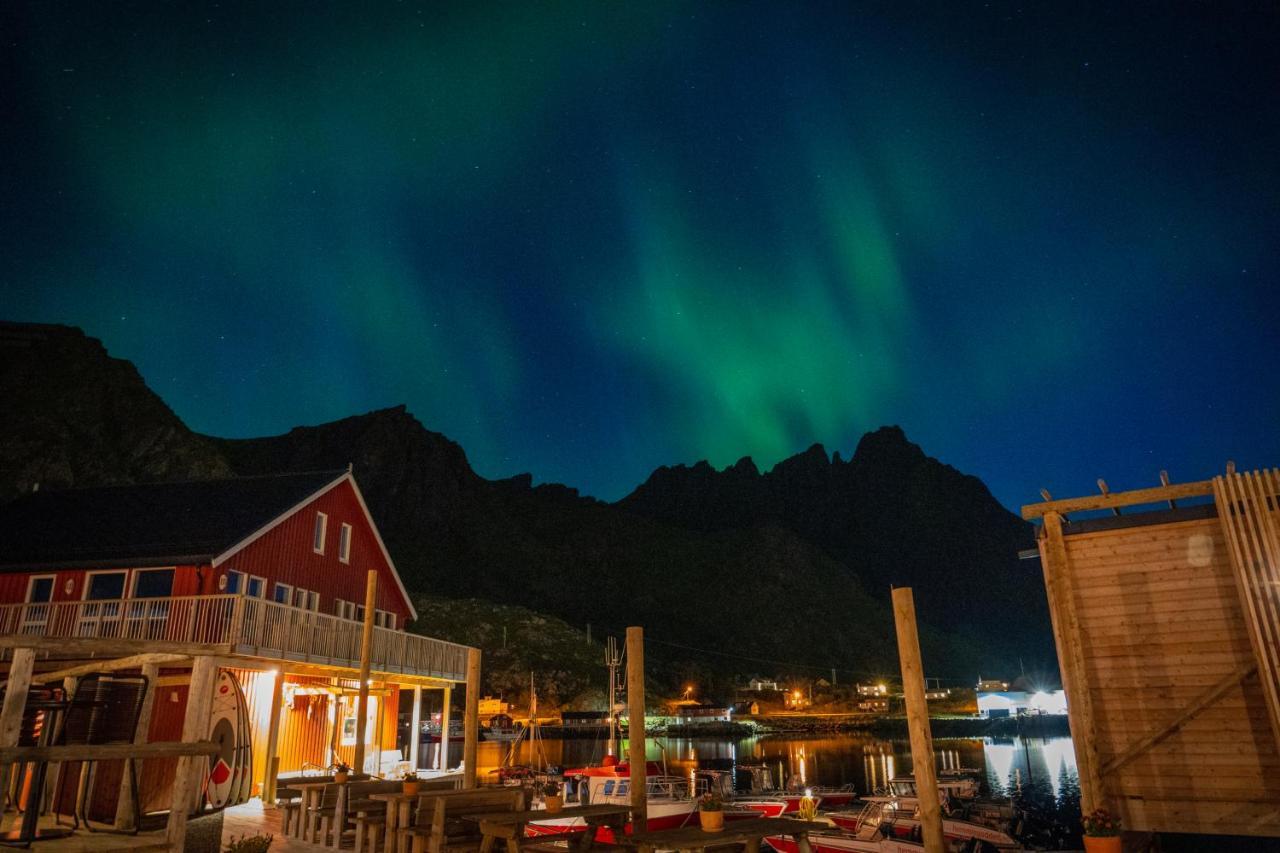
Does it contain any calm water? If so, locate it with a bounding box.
[436,732,1081,817]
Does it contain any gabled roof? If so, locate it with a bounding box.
[0,470,346,572]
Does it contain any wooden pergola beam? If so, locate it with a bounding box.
[1022,480,1215,519]
[0,740,218,763]
[27,653,190,686]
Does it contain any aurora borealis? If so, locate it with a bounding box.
[3,2,1278,505]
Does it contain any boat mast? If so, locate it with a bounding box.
[605,636,622,756]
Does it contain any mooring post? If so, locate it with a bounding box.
[353,570,378,776]
[463,648,481,788]
[892,587,946,853]
[626,626,647,828]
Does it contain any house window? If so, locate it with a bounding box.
[21,575,55,633]
[308,590,320,611]
[77,571,128,637]
[374,610,396,630]
[272,583,293,605]
[85,571,127,600]
[356,605,365,623]
[225,570,244,594]
[292,588,308,609]
[132,569,174,598]
[339,523,352,564]
[313,512,328,554]
[246,575,266,598]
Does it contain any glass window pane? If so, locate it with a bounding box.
[247,577,265,598]
[29,577,54,603]
[86,573,127,600]
[273,584,291,604]
[225,571,242,594]
[133,569,174,598]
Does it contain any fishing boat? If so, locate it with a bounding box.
[828,801,1020,849]
[795,784,857,809]
[527,771,755,840]
[724,764,820,816]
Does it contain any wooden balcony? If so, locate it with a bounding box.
[0,594,470,683]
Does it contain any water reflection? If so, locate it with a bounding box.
[465,732,1078,813]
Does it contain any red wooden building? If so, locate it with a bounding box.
[0,469,475,832]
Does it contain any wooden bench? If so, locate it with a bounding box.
[274,774,337,836]
[399,789,526,853]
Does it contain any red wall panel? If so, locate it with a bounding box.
[213,478,413,625]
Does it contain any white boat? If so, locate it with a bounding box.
[829,801,1020,849]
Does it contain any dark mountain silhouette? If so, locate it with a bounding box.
[0,322,1053,685]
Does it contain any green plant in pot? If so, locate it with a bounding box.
[331,762,351,784]
[1082,808,1121,853]
[224,833,273,853]
[698,792,724,833]
[401,771,420,796]
[538,779,564,813]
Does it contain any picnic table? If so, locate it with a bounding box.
[290,781,331,841]
[465,803,632,853]
[617,817,827,853]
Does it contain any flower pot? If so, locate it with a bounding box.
[402,781,420,796]
[334,772,349,785]
[1083,836,1121,853]
[544,795,564,814]
[699,810,724,833]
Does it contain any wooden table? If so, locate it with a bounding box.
[465,804,632,853]
[369,791,422,853]
[617,817,828,853]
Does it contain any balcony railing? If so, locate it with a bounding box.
[0,594,470,682]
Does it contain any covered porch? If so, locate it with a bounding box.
[0,575,483,849]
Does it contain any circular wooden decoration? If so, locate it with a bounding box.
[218,574,228,590]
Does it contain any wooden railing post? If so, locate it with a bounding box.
[438,686,452,771]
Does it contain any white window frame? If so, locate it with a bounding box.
[20,574,56,633]
[225,569,245,595]
[246,575,267,598]
[339,523,352,564]
[374,609,396,630]
[308,590,320,612]
[313,512,328,554]
[292,587,309,609]
[77,569,130,637]
[272,582,294,605]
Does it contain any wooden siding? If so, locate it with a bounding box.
[1058,515,1280,835]
[214,478,413,625]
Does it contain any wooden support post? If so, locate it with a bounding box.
[114,661,160,830]
[438,686,452,771]
[409,685,423,770]
[166,655,218,848]
[262,669,285,804]
[0,647,35,827]
[891,589,945,853]
[626,626,647,829]
[353,570,378,776]
[463,649,481,788]
[1040,511,1104,812]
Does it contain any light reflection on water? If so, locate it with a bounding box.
[460,733,1079,808]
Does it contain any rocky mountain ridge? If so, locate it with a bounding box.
[0,321,1053,683]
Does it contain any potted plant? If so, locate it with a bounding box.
[331,762,351,785]
[224,833,273,853]
[401,771,420,796]
[539,780,564,813]
[1082,808,1122,853]
[698,792,724,833]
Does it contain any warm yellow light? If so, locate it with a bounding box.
[793,690,801,699]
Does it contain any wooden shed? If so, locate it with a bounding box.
[1023,467,1280,837]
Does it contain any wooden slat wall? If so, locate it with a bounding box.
[1063,515,1280,835]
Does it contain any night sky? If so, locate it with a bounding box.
[3,2,1278,508]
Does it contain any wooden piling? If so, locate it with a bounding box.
[261,668,285,804]
[892,588,945,853]
[115,660,160,830]
[353,570,378,776]
[438,685,452,771]
[463,649,481,788]
[626,626,647,828]
[409,685,423,770]
[0,647,34,828]
[166,655,218,847]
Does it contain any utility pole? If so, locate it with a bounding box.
[604,636,622,756]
